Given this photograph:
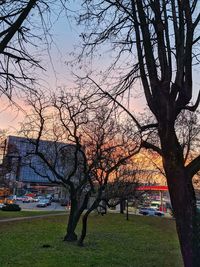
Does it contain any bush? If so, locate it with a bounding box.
[2,204,21,212]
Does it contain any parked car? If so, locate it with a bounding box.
[32,197,39,202]
[22,196,34,203]
[60,199,69,206]
[51,197,59,202]
[37,200,48,208]
[25,193,36,198]
[139,207,164,217]
[44,198,51,206]
[16,196,24,201]
[2,203,21,211]
[37,196,46,201]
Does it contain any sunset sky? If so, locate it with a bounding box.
[1,2,200,134]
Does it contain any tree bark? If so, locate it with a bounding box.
[64,198,79,241]
[78,201,99,246]
[120,199,125,214]
[64,193,89,242]
[165,166,200,267]
[159,125,200,267]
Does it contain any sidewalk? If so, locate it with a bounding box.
[0,212,67,223]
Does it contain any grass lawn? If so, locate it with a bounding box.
[0,210,65,220]
[0,214,183,267]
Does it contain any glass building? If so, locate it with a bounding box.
[2,136,80,194]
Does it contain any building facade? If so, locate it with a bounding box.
[1,136,78,196]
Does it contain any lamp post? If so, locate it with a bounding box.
[126,199,129,221]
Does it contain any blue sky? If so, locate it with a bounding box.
[0,2,200,133]
[0,4,80,131]
[0,3,143,132]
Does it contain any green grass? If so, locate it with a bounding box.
[0,210,65,219]
[0,214,183,267]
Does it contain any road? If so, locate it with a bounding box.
[15,201,172,218]
[16,201,67,211]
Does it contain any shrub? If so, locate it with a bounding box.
[2,204,21,212]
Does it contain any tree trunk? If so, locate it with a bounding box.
[64,193,89,242]
[78,201,99,246]
[164,164,200,267]
[192,212,200,266]
[102,200,107,215]
[160,126,200,267]
[120,200,125,214]
[78,210,91,246]
[64,198,79,241]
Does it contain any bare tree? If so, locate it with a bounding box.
[78,158,154,245]
[77,115,141,245]
[141,110,200,186]
[176,110,200,167]
[0,0,67,99]
[77,1,200,265]
[102,167,140,218]
[21,90,141,244]
[21,91,90,241]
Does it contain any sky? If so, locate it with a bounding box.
[0,5,79,131]
[0,3,114,131]
[1,2,200,134]
[0,3,145,133]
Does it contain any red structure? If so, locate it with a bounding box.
[136,185,168,191]
[136,185,169,212]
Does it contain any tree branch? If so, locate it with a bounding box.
[0,0,37,53]
[183,90,200,112]
[141,140,162,156]
[186,155,200,178]
[86,76,158,132]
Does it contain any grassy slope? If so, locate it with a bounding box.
[0,214,183,267]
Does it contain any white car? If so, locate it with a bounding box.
[139,207,164,217]
[36,200,48,208]
[22,196,34,203]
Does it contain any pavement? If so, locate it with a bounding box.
[15,201,66,211]
[0,212,67,223]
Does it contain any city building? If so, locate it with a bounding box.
[0,135,79,197]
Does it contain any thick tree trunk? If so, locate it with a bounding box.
[192,212,200,266]
[165,167,197,266]
[160,127,200,267]
[64,193,89,242]
[64,199,79,241]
